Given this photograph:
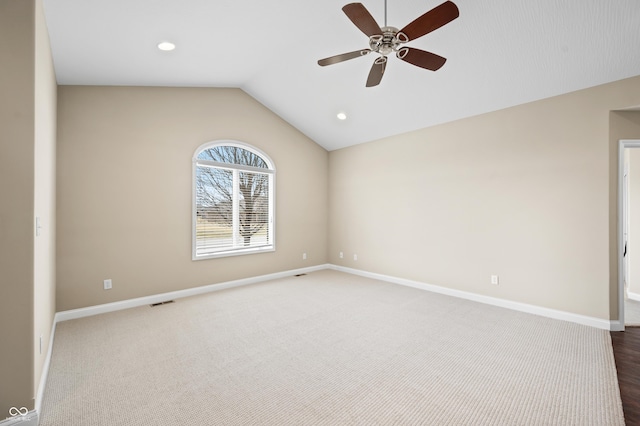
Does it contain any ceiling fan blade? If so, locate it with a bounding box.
[366,57,387,87]
[398,1,459,42]
[342,3,382,37]
[318,49,372,66]
[397,47,446,71]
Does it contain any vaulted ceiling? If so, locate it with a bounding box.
[42,0,640,151]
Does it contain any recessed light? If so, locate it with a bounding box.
[157,42,176,51]
[337,112,347,120]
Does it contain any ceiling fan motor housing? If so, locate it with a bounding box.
[369,26,403,56]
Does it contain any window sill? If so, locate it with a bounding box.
[192,245,275,261]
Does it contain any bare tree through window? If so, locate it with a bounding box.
[195,144,273,257]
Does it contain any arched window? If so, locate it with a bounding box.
[193,141,275,259]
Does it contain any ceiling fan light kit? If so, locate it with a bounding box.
[318,1,459,87]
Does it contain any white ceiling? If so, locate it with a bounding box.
[42,0,640,151]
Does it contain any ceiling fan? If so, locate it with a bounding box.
[318,1,459,87]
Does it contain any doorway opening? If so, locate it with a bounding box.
[618,140,640,329]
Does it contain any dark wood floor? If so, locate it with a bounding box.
[611,327,640,425]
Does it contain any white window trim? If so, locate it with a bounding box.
[192,140,276,260]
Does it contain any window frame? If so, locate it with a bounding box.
[192,140,276,260]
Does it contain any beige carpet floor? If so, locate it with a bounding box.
[39,270,624,425]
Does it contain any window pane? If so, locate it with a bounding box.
[197,145,268,169]
[196,166,233,255]
[238,171,270,247]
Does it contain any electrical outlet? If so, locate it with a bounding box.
[491,275,499,285]
[339,252,343,259]
[354,254,358,261]
[302,252,307,260]
[104,279,112,290]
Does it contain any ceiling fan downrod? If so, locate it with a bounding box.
[384,0,387,27]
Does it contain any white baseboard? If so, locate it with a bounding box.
[56,264,330,323]
[328,265,615,331]
[628,291,640,302]
[610,320,625,332]
[0,411,38,426]
[56,262,618,330]
[34,319,57,416]
[8,314,57,425]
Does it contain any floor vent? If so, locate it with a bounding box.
[150,300,175,307]
[295,274,307,277]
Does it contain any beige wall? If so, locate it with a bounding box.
[33,0,57,403]
[56,86,328,311]
[0,0,55,416]
[0,0,36,415]
[330,76,640,321]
